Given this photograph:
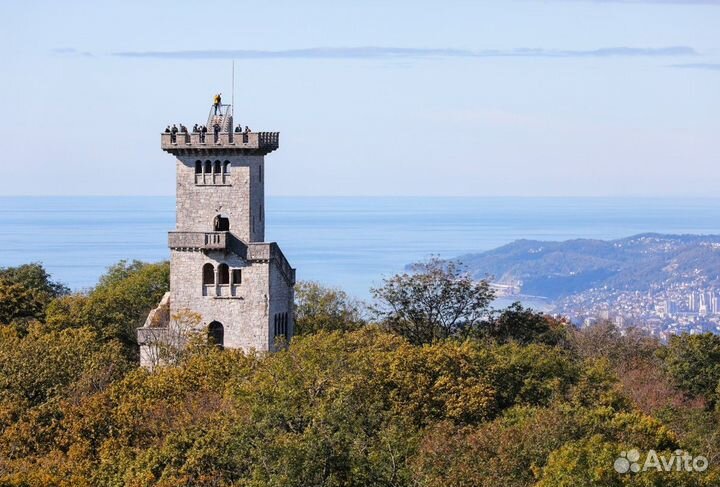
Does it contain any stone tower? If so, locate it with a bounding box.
[138,100,295,367]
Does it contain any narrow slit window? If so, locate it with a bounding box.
[232,269,242,285]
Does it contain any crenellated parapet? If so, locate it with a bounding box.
[161,131,280,156]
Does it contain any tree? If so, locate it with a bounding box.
[0,281,47,326]
[411,407,579,487]
[95,259,149,289]
[569,322,661,369]
[0,263,69,298]
[1,324,719,486]
[480,302,569,346]
[294,281,366,335]
[0,324,130,432]
[659,333,720,406]
[45,260,170,356]
[371,258,494,345]
[0,263,69,328]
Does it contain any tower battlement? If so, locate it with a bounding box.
[161,131,279,155]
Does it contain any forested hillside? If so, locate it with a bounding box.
[0,260,719,486]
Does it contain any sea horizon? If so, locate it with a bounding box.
[3,195,720,301]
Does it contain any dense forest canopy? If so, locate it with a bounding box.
[0,260,718,486]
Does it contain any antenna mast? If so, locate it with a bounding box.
[231,60,235,115]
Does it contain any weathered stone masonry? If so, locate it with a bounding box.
[138,106,295,367]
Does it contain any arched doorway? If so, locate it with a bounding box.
[208,321,224,349]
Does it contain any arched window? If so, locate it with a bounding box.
[195,161,202,174]
[204,160,212,173]
[213,160,221,174]
[208,321,224,349]
[213,215,229,232]
[224,161,231,174]
[202,263,215,285]
[218,263,230,285]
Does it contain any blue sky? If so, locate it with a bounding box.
[1,0,718,197]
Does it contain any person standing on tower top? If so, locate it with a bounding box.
[213,93,222,115]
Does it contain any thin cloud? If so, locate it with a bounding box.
[52,47,93,57]
[671,63,720,71]
[109,46,697,60]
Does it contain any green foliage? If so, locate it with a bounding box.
[96,260,152,288]
[479,302,569,346]
[537,434,718,487]
[0,263,69,327]
[0,280,47,326]
[1,259,720,485]
[371,258,494,345]
[0,262,69,298]
[294,281,366,335]
[0,324,131,461]
[660,333,720,405]
[46,260,169,354]
[3,324,687,487]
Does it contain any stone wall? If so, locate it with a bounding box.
[170,249,272,351]
[268,262,295,351]
[175,155,265,243]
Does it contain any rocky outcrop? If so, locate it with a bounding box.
[142,292,170,328]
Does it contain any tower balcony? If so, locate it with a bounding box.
[161,131,279,156]
[168,232,296,285]
[168,231,248,255]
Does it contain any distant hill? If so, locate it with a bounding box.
[455,233,720,300]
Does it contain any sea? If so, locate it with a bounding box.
[2,196,720,304]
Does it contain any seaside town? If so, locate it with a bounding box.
[552,271,720,339]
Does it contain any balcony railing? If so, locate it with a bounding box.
[168,231,248,256]
[195,172,230,185]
